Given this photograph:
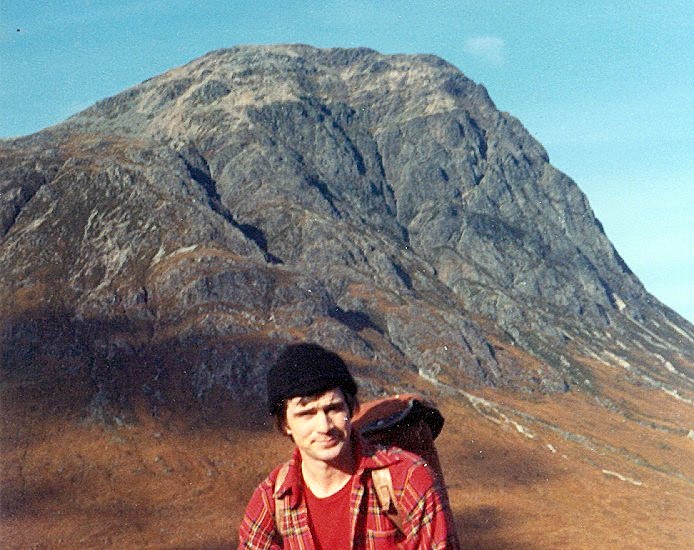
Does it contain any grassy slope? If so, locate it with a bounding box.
[1,378,692,549]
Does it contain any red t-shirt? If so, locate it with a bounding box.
[304,480,352,550]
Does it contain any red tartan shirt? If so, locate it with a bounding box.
[238,436,459,549]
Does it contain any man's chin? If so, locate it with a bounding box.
[313,439,346,459]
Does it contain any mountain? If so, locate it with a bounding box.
[1,44,692,548]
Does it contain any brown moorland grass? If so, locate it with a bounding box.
[1,377,692,549]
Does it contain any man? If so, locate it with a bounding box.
[238,342,459,549]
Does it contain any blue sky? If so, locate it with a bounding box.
[1,1,692,323]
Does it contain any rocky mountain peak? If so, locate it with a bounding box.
[1,44,691,415]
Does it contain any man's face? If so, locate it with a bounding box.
[284,388,352,466]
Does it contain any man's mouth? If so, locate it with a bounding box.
[315,436,341,447]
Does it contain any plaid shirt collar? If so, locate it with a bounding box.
[273,434,404,508]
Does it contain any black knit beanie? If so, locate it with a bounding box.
[267,343,358,415]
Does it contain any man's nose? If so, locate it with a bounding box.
[316,410,332,431]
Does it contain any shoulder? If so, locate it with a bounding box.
[376,444,428,468]
[256,461,284,487]
[365,444,435,490]
[246,458,294,504]
[360,436,424,467]
[239,461,290,546]
[390,448,436,491]
[242,458,294,519]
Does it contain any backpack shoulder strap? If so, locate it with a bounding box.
[371,467,404,533]
[273,461,290,537]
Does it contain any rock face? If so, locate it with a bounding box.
[1,45,692,418]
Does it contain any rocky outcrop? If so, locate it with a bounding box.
[1,45,692,419]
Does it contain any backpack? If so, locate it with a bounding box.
[274,394,445,534]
